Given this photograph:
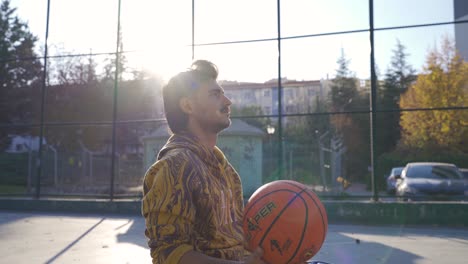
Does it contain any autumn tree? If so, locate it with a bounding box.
[399,37,468,152]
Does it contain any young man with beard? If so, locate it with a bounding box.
[142,60,264,264]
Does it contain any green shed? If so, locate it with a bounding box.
[141,119,264,197]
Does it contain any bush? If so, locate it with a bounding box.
[0,152,29,185]
[291,168,322,185]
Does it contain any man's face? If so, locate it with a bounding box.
[189,79,232,134]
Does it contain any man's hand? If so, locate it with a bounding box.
[244,247,265,264]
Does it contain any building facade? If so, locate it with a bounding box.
[455,0,468,60]
[222,79,330,117]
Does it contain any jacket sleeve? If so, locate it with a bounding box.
[142,161,196,264]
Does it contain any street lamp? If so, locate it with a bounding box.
[266,125,275,135]
[266,125,275,156]
[266,125,276,180]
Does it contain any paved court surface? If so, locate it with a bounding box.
[0,211,467,264]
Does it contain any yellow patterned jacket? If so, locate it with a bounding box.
[142,133,246,264]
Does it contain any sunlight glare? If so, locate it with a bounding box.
[137,44,192,82]
[122,0,192,81]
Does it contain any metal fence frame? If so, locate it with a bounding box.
[0,0,467,200]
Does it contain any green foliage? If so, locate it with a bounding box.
[291,168,321,185]
[102,30,128,81]
[47,45,98,85]
[329,50,369,182]
[0,184,26,194]
[377,40,416,156]
[231,105,270,130]
[43,78,163,151]
[0,0,42,124]
[0,152,28,185]
[284,95,330,141]
[330,49,358,112]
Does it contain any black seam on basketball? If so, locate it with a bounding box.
[293,187,328,248]
[256,188,308,263]
[279,181,328,246]
[281,185,328,262]
[244,181,303,215]
[245,189,301,217]
[244,181,327,261]
[286,189,309,264]
[244,186,303,215]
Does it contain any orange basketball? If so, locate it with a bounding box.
[243,180,328,264]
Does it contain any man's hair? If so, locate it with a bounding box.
[163,60,219,134]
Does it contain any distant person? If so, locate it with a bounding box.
[142,60,264,264]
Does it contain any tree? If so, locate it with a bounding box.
[0,0,42,124]
[231,105,269,130]
[41,44,104,151]
[102,29,127,82]
[288,95,330,139]
[377,40,416,156]
[399,37,468,152]
[329,49,358,114]
[281,95,331,184]
[47,45,98,85]
[329,50,369,181]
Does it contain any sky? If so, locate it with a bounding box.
[10,0,455,82]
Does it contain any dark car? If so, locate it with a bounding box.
[395,162,465,200]
[460,168,468,179]
[460,168,468,193]
[385,166,404,194]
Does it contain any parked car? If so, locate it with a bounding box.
[385,166,404,194]
[460,168,468,194]
[460,168,468,179]
[395,162,465,200]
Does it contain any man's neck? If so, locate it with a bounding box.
[187,124,217,150]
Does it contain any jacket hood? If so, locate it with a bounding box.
[157,132,227,169]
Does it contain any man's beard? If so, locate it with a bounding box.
[197,106,231,134]
[212,106,231,133]
[209,117,231,134]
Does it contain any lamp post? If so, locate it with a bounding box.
[266,125,275,180]
[266,125,275,136]
[266,125,275,154]
[315,130,330,191]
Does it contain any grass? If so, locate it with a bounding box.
[0,185,27,195]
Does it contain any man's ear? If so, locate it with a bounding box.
[179,97,193,114]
